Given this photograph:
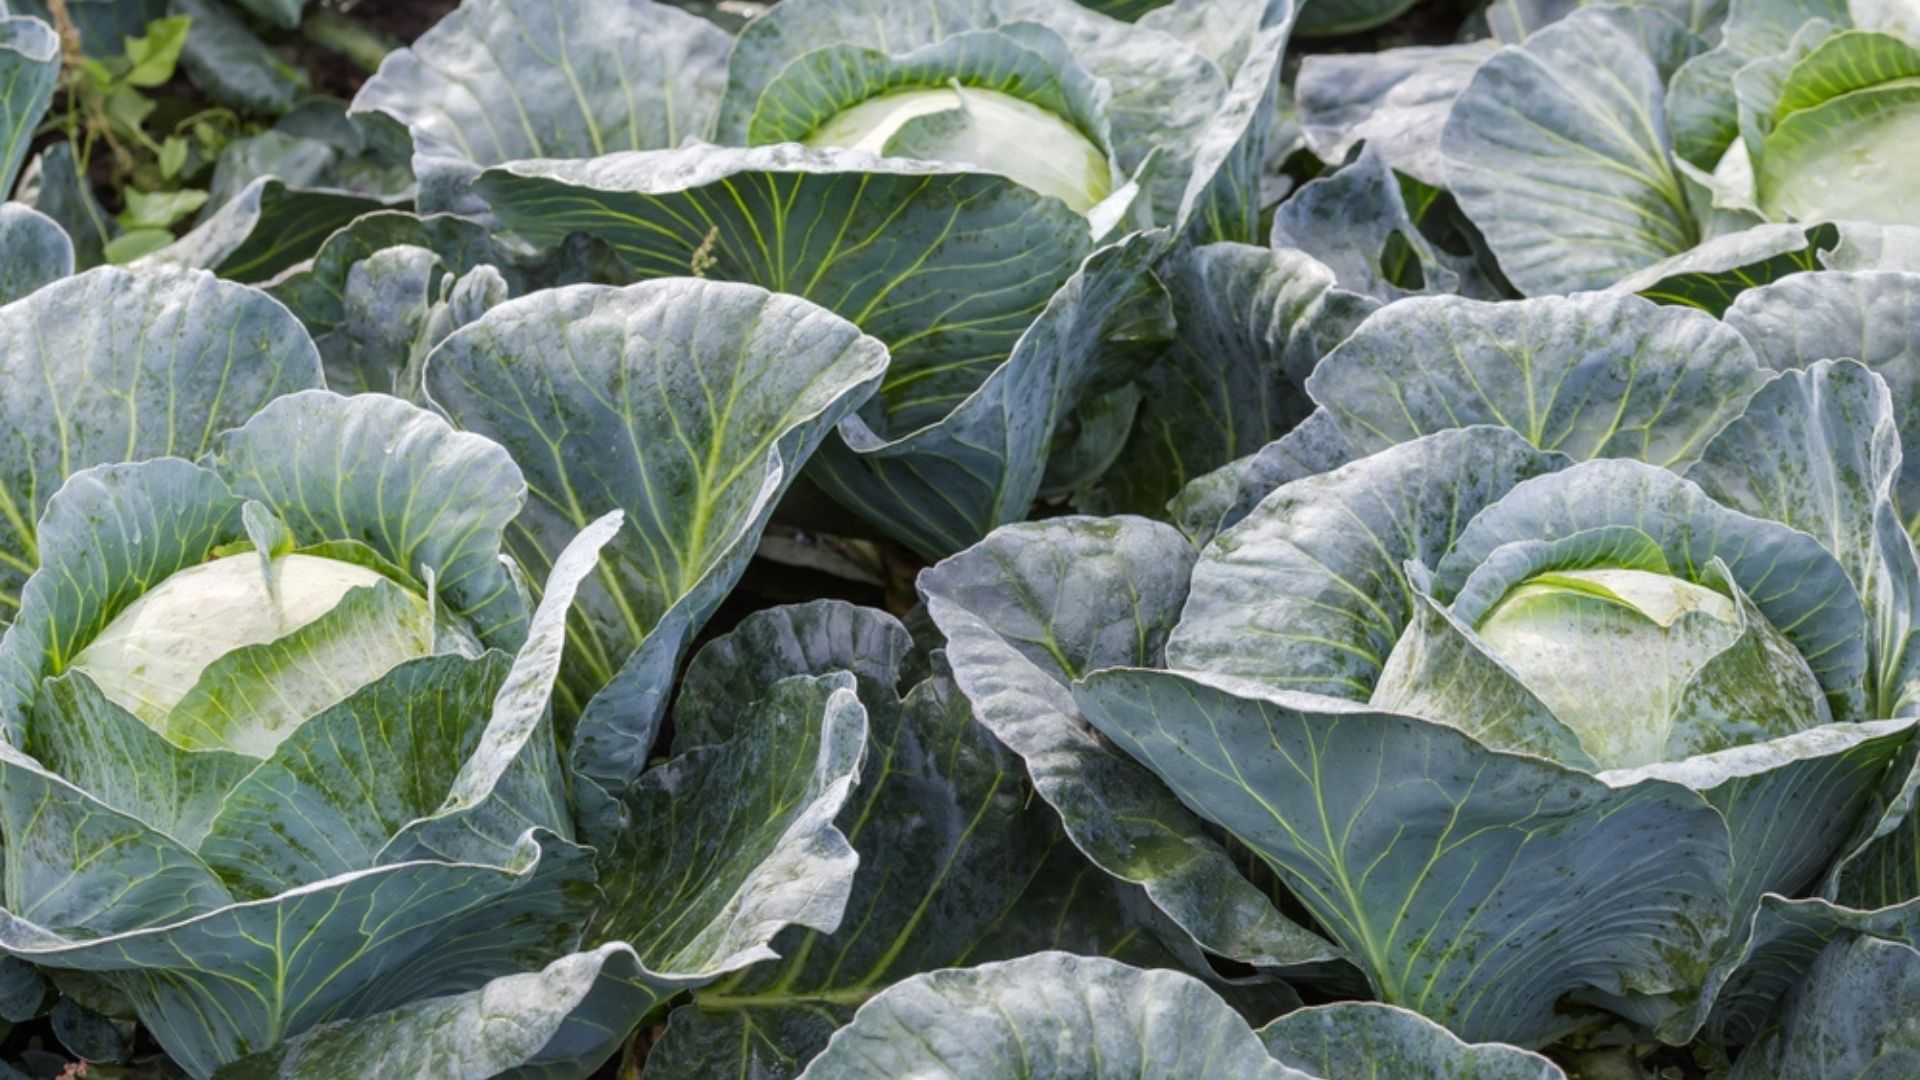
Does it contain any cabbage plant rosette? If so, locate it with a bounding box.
[1433,0,1920,300]
[0,391,603,1077]
[1068,405,1920,1046]
[352,0,1296,557]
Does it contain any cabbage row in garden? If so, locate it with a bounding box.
[0,0,1914,1076]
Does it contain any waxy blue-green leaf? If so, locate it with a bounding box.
[1258,1002,1567,1079]
[1294,43,1495,188]
[1268,146,1499,303]
[1168,409,1358,547]
[1441,7,1704,294]
[349,0,732,213]
[810,228,1170,558]
[132,177,391,284]
[1722,272,1920,533]
[1074,668,1732,1045]
[0,830,592,1079]
[476,144,1093,438]
[922,516,1340,972]
[215,664,872,1080]
[0,202,70,304]
[648,601,1223,1079]
[1174,7,1295,245]
[16,142,112,269]
[795,953,1311,1080]
[1305,292,1766,467]
[1728,929,1920,1077]
[1085,243,1373,517]
[1704,893,1920,1046]
[0,16,57,198]
[0,268,322,625]
[426,278,887,802]
[1168,426,1564,697]
[1689,359,1920,715]
[1605,222,1832,314]
[1597,720,1915,1039]
[267,212,497,332]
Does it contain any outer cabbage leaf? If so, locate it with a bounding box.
[0,16,58,197]
[425,278,887,809]
[1074,667,1732,1045]
[1268,145,1501,303]
[1295,43,1494,188]
[643,601,1222,1078]
[921,516,1340,972]
[794,953,1311,1080]
[0,202,70,305]
[1304,292,1765,468]
[213,670,870,1079]
[131,177,391,283]
[476,145,1093,441]
[1441,8,1704,294]
[1085,243,1374,517]
[349,0,732,213]
[1259,1002,1567,1079]
[1722,271,1920,534]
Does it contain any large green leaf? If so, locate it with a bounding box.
[646,601,1216,1078]
[476,145,1093,437]
[1258,1002,1567,1079]
[0,202,70,304]
[922,516,1339,973]
[1722,271,1920,533]
[132,177,390,284]
[1267,146,1501,303]
[0,267,322,622]
[1085,243,1373,517]
[16,142,112,268]
[0,829,591,1078]
[1294,43,1495,188]
[1175,10,1295,245]
[0,16,57,198]
[809,228,1170,558]
[1690,359,1920,715]
[1728,930,1920,1076]
[1441,7,1703,294]
[1074,669,1732,1045]
[1304,292,1765,468]
[348,0,732,213]
[1167,426,1564,697]
[267,212,497,332]
[1605,222,1831,314]
[425,278,886,803]
[1168,409,1358,547]
[218,663,872,1079]
[794,953,1310,1079]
